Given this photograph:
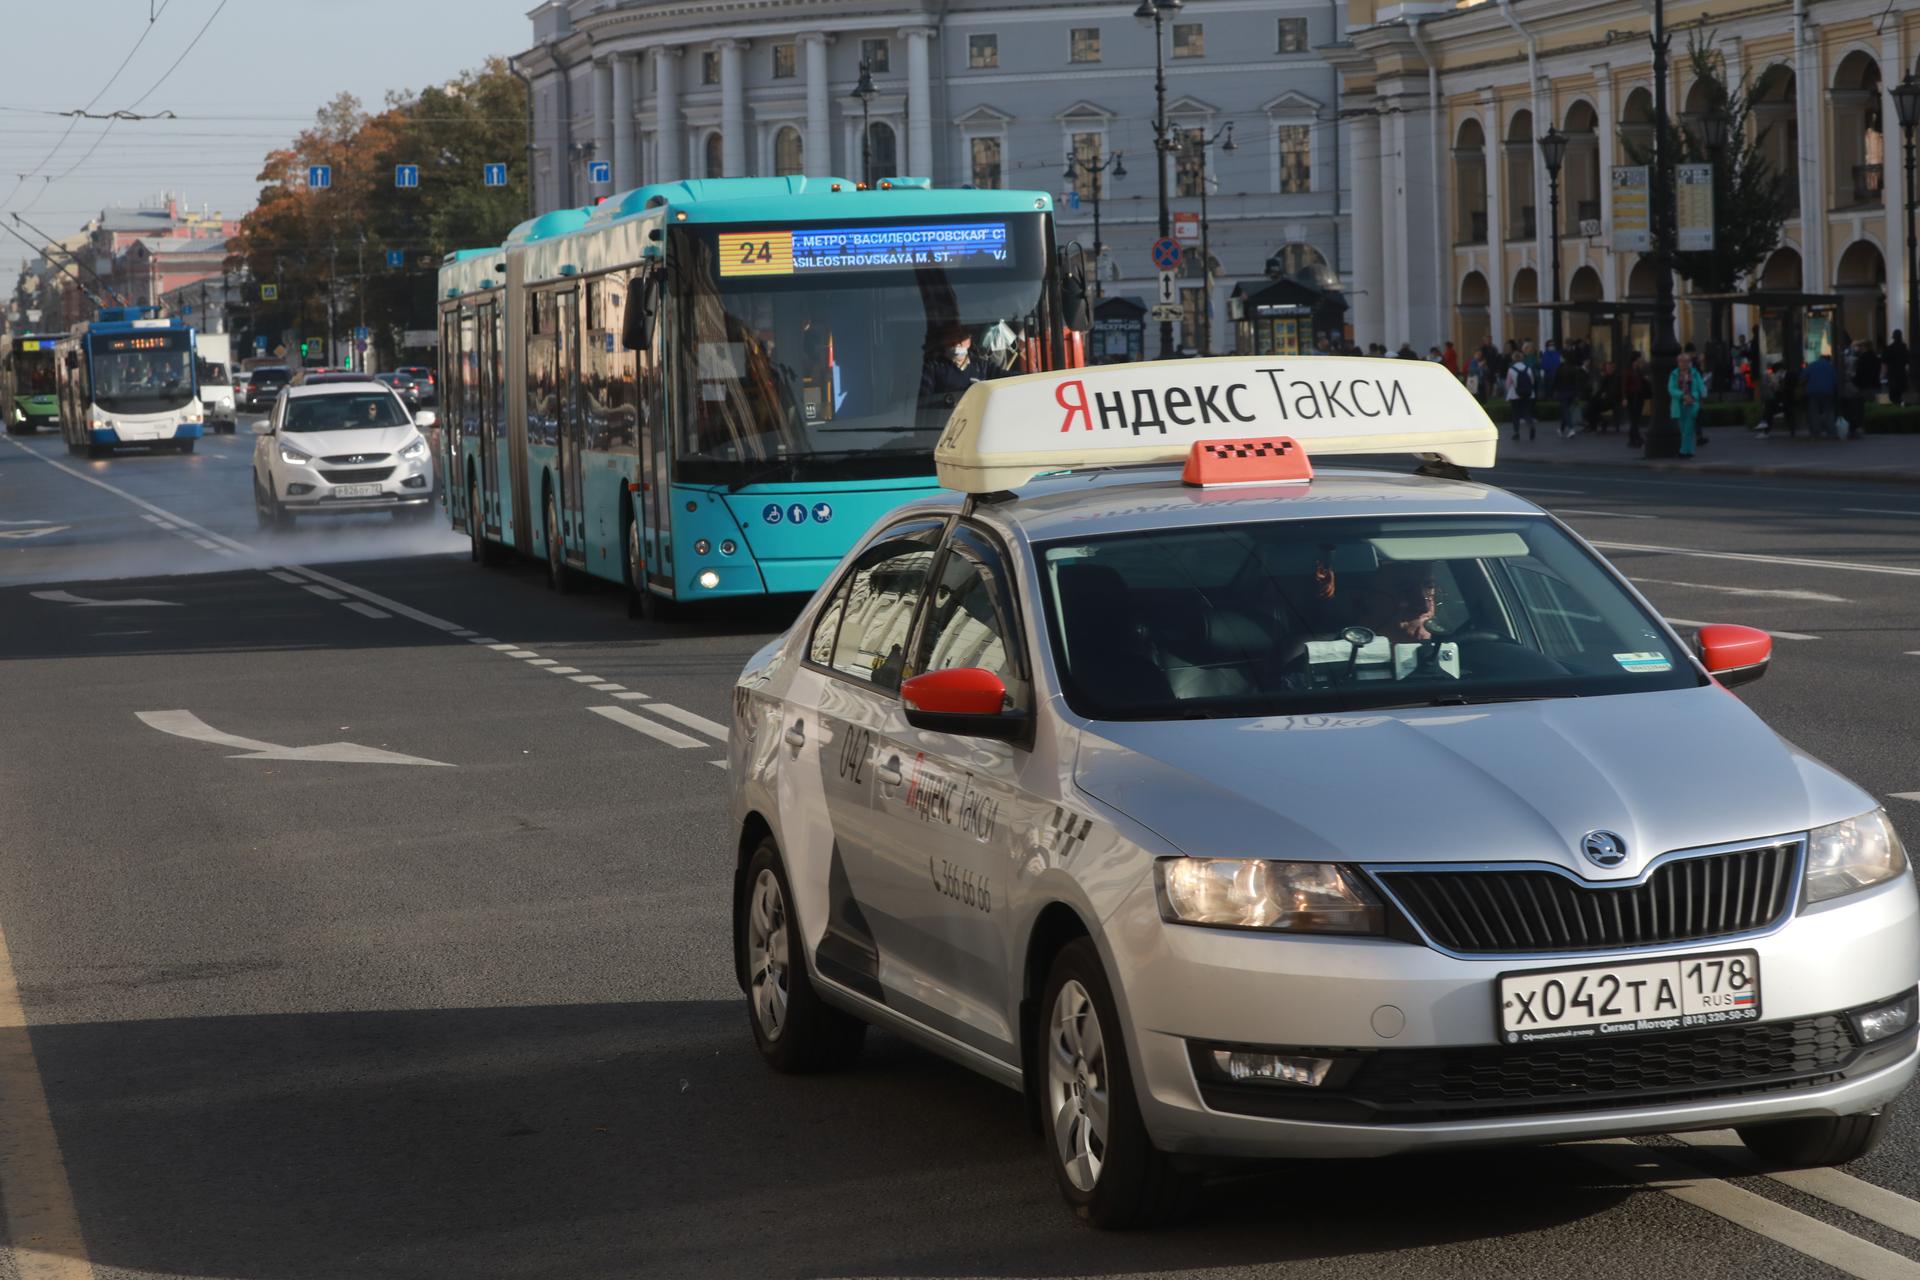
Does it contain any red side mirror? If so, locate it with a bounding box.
[1694,624,1772,688]
[901,667,1008,716]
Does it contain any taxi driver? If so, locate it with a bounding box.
[1358,561,1439,643]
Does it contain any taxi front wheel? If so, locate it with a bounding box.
[1041,939,1191,1228]
[740,839,865,1073]
[1735,1106,1895,1169]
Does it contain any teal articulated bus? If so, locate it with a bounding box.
[438,175,1086,615]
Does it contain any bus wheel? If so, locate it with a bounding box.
[176,440,196,455]
[544,491,571,594]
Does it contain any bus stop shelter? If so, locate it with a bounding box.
[1534,300,1663,368]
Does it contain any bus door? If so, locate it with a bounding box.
[555,286,586,564]
[640,267,673,592]
[476,300,502,538]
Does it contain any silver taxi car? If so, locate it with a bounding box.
[726,357,1916,1227]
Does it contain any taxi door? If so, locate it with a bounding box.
[861,524,1028,1062]
[781,518,946,1003]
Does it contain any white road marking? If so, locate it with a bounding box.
[1844,508,1919,517]
[1555,508,1657,520]
[568,674,603,683]
[488,643,521,651]
[590,683,625,691]
[190,537,222,551]
[0,518,52,525]
[546,666,580,675]
[301,584,345,601]
[30,589,178,608]
[1670,1130,1920,1240]
[1891,792,1920,803]
[466,636,498,645]
[613,691,651,701]
[587,705,704,749]
[341,602,390,619]
[523,658,556,666]
[451,629,477,638]
[1662,618,1820,641]
[1593,540,1920,579]
[267,570,306,585]
[280,563,464,631]
[0,526,67,539]
[136,710,453,766]
[1630,577,1850,604]
[643,703,730,742]
[1574,1139,1920,1279]
[709,759,727,769]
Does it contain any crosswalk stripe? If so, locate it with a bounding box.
[587,705,703,749]
[1671,1130,1920,1240]
[642,703,729,742]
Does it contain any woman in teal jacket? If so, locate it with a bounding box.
[1669,351,1707,457]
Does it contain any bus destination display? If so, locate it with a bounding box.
[718,222,1011,278]
[95,333,189,353]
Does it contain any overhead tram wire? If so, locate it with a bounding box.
[122,0,230,113]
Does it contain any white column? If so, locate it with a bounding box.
[719,39,747,177]
[1881,27,1908,345]
[611,56,637,189]
[1795,20,1826,291]
[1382,107,1408,344]
[593,60,615,185]
[653,47,681,183]
[1349,112,1383,348]
[1592,66,1616,299]
[1533,80,1554,338]
[802,34,831,178]
[903,27,935,178]
[1482,100,1507,348]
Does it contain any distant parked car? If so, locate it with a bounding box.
[238,365,290,412]
[396,365,437,406]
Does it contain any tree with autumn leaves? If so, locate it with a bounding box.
[227,59,526,367]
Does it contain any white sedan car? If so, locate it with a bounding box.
[251,381,436,528]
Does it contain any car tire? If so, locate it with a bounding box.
[543,490,571,593]
[1736,1107,1895,1169]
[1040,938,1191,1229]
[740,837,866,1073]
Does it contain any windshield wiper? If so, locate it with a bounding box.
[1370,691,1582,709]
[725,457,798,492]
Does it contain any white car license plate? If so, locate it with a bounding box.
[1498,950,1760,1044]
[331,484,382,499]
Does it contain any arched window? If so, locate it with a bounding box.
[1454,118,1488,245]
[866,122,897,180]
[773,127,803,177]
[705,132,725,179]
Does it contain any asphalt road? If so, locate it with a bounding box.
[1,421,1918,1279]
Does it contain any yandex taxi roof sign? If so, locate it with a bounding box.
[933,356,1498,493]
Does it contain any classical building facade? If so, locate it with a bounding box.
[514,0,1348,352]
[1336,0,1920,361]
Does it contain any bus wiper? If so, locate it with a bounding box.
[725,457,798,491]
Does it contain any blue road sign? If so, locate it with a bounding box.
[307,164,331,190]
[483,163,509,187]
[395,164,419,189]
[385,249,404,268]
[254,335,268,352]
[588,160,611,185]
[1150,237,1182,271]
[1066,191,1081,211]
[181,305,193,316]
[354,325,370,342]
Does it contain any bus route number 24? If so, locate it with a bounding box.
[737,240,775,266]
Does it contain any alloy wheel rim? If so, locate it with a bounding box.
[1046,978,1109,1192]
[746,868,790,1041]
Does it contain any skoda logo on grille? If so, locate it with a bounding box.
[1581,830,1628,869]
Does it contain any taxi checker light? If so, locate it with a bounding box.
[1181,437,1312,487]
[933,355,1498,494]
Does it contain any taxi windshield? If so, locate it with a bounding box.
[1037,515,1704,719]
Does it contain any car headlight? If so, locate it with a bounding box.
[1805,809,1909,905]
[278,443,313,466]
[399,435,428,461]
[1155,858,1385,934]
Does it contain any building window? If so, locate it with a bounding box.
[1277,124,1310,193]
[702,51,721,85]
[1070,131,1103,202]
[772,43,796,79]
[774,126,803,176]
[1277,18,1309,53]
[970,136,1002,188]
[969,34,998,69]
[866,121,897,180]
[1172,24,1204,58]
[705,132,725,178]
[1070,28,1101,63]
[1175,126,1206,197]
[861,38,890,73]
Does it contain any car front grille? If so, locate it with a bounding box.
[322,453,390,465]
[319,467,395,483]
[1374,841,1800,954]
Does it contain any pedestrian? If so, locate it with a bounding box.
[1506,347,1538,441]
[1442,340,1460,377]
[1540,339,1562,399]
[1760,360,1786,434]
[1555,356,1584,439]
[1803,350,1837,438]
[1591,359,1620,432]
[1670,351,1706,457]
[1886,330,1911,406]
[1623,351,1646,447]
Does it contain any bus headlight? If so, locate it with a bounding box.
[697,570,720,590]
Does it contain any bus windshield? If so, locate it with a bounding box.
[669,214,1050,487]
[11,347,55,395]
[89,331,196,414]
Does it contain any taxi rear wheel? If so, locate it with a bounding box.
[1736,1107,1894,1169]
[1041,939,1189,1228]
[741,839,865,1073]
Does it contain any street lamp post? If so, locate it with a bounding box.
[1643,0,1683,458]
[1135,0,1182,358]
[1063,148,1126,303]
[1893,73,1920,405]
[850,61,877,188]
[1186,122,1235,355]
[1538,126,1568,352]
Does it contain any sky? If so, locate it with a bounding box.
[0,0,530,286]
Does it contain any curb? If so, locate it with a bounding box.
[1495,453,1920,487]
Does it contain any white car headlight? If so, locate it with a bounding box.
[399,435,428,461]
[278,443,313,466]
[1156,858,1385,934]
[1805,809,1908,904]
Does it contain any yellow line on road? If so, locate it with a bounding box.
[0,919,93,1279]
